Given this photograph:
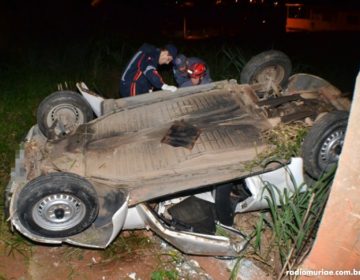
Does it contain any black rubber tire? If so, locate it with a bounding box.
[17,172,99,238]
[302,111,349,179]
[240,50,292,87]
[37,91,93,140]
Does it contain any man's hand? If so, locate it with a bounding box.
[161,84,177,92]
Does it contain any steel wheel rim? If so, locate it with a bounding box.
[46,104,85,136]
[253,65,285,84]
[32,193,86,231]
[318,129,345,170]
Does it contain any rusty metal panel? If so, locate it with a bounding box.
[161,120,202,149]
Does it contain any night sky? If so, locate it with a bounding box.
[1,0,359,93]
[1,0,359,43]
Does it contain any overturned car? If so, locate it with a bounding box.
[6,51,350,256]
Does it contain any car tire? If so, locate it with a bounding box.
[302,111,349,179]
[240,50,292,87]
[37,91,93,140]
[17,172,99,238]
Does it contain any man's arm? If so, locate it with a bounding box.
[143,60,177,92]
[173,68,189,86]
[143,64,164,89]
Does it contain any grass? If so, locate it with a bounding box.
[245,122,309,171]
[269,167,334,279]
[151,250,182,280]
[1,232,33,259]
[97,232,184,280]
[100,231,153,262]
[230,166,336,280]
[151,269,179,280]
[261,123,309,160]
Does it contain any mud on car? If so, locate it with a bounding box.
[5,51,350,256]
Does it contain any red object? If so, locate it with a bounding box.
[187,63,206,78]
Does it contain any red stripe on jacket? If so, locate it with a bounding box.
[130,53,145,96]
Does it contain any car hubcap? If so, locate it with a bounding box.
[318,129,345,170]
[46,104,85,136]
[33,193,86,231]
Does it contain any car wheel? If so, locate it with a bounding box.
[37,91,93,140]
[17,172,99,238]
[240,50,292,87]
[302,111,349,179]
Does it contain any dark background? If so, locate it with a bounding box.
[1,0,360,95]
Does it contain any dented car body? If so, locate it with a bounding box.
[6,51,350,256]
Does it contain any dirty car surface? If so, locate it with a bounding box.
[6,68,350,256]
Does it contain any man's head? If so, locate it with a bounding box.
[159,44,177,65]
[187,63,207,85]
[187,63,206,78]
[174,54,187,71]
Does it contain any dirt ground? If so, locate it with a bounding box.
[0,230,232,280]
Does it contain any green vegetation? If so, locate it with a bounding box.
[1,231,32,259]
[245,122,309,171]
[230,167,335,280]
[101,231,153,261]
[267,168,334,275]
[151,250,182,280]
[261,123,309,160]
[151,269,179,280]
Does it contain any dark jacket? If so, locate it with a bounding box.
[120,44,165,97]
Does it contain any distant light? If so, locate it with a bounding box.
[91,0,102,7]
[274,1,279,6]
[262,20,266,24]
